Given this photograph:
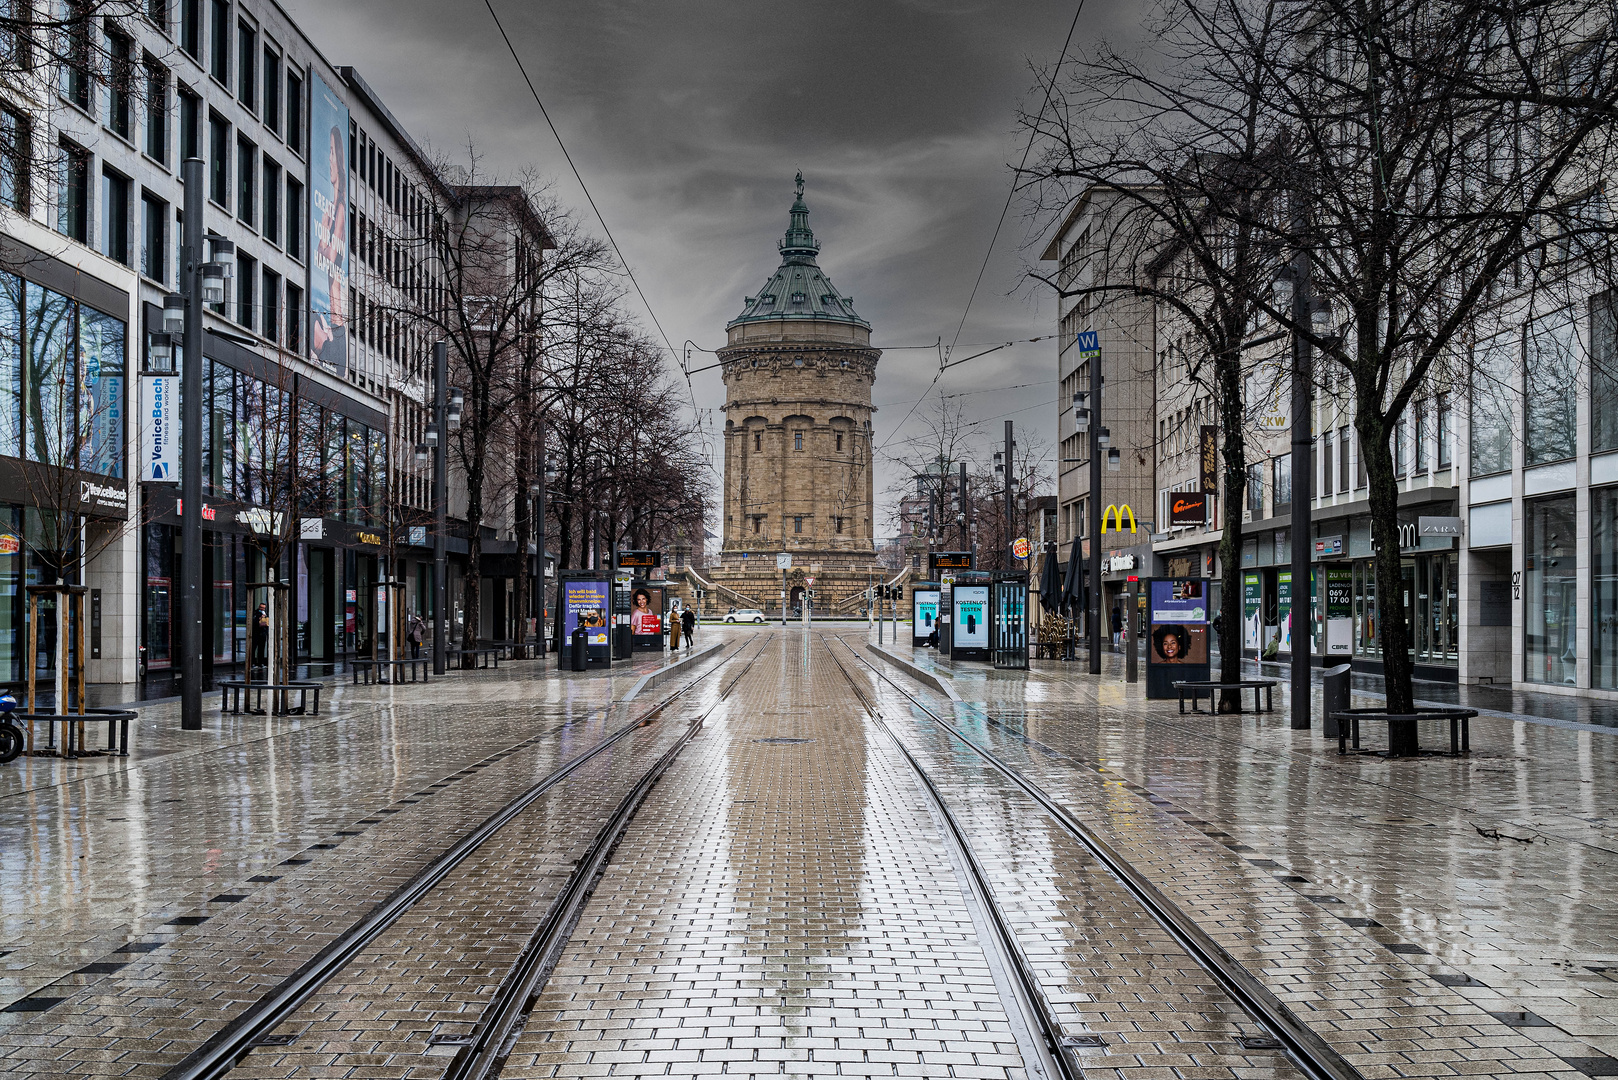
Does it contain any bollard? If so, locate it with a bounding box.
[570,626,587,671]
[1322,663,1351,738]
[1124,590,1138,683]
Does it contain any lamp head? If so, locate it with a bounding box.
[162,293,185,333]
[200,263,226,305]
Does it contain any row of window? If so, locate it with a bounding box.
[743,429,850,453]
[742,514,847,535]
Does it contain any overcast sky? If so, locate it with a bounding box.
[281,0,1143,534]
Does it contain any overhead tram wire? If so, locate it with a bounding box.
[877,0,1087,453]
[482,1,701,428]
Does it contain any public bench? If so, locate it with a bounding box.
[350,658,432,685]
[1173,679,1278,714]
[17,710,137,758]
[1333,707,1475,757]
[456,647,502,670]
[219,680,323,716]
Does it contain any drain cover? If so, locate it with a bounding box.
[1061,1035,1108,1049]
[1237,1036,1284,1051]
[754,738,811,744]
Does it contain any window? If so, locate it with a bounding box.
[286,177,302,258]
[1273,453,1292,510]
[1526,309,1577,466]
[209,0,229,82]
[285,282,301,352]
[261,158,279,244]
[141,192,166,281]
[235,253,253,328]
[60,3,91,109]
[236,137,254,224]
[261,267,278,340]
[1414,401,1428,473]
[286,69,303,154]
[794,516,803,534]
[1593,292,1618,454]
[753,430,761,452]
[179,86,199,159]
[793,430,803,451]
[835,431,843,452]
[56,141,89,242]
[107,31,134,139]
[752,516,761,535]
[263,47,280,133]
[1436,394,1452,468]
[0,108,31,211]
[1339,426,1351,492]
[144,58,168,162]
[236,19,255,107]
[1594,486,1618,689]
[208,113,228,205]
[180,0,199,57]
[835,516,844,534]
[1321,432,1333,497]
[1246,463,1264,514]
[1394,416,1408,476]
[147,0,168,29]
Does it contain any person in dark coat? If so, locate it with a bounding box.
[252,604,270,669]
[1110,606,1124,647]
[680,607,696,648]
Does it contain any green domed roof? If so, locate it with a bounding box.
[729,173,870,330]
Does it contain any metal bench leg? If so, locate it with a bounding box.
[1450,717,1458,756]
[1462,717,1469,754]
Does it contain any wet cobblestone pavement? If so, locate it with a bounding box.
[0,626,1610,1079]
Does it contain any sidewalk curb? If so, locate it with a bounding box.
[622,641,726,701]
[867,643,962,701]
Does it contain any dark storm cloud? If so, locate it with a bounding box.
[280,0,1147,528]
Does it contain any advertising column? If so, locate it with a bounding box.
[1145,577,1211,698]
[911,582,940,647]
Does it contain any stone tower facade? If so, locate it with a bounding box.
[709,176,882,610]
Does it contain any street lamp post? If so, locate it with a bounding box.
[1277,253,1324,731]
[422,342,460,674]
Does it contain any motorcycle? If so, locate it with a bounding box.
[0,691,23,764]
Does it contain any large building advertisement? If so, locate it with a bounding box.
[308,72,349,376]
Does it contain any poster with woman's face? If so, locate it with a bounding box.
[630,587,662,635]
[1150,623,1208,663]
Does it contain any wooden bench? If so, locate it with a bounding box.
[456,647,502,670]
[1333,708,1475,757]
[350,658,431,685]
[219,681,323,716]
[1173,680,1278,714]
[17,710,137,758]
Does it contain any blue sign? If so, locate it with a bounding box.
[1150,579,1208,623]
[1077,329,1100,356]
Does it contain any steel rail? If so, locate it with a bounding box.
[443,632,774,1079]
[834,635,1364,1080]
[819,640,1079,1080]
[164,637,762,1080]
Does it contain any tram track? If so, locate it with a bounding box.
[823,633,1362,1080]
[163,632,774,1080]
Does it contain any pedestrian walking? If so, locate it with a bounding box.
[1110,605,1124,648]
[681,607,696,649]
[252,604,270,670]
[407,613,426,659]
[668,608,682,651]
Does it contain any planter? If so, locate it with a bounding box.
[1330,707,1478,757]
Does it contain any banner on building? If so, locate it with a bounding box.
[1168,491,1208,526]
[1199,426,1218,491]
[140,375,179,482]
[308,70,350,377]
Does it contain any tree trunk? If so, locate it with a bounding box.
[462,455,485,660]
[558,503,575,570]
[1215,348,1248,709]
[1356,407,1415,713]
[512,454,530,656]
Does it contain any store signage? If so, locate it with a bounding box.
[1076,329,1100,358]
[79,479,128,512]
[1011,537,1030,559]
[239,508,285,536]
[1168,492,1207,526]
[0,532,19,556]
[1108,553,1136,572]
[1101,504,1137,534]
[1326,566,1353,656]
[301,517,325,540]
[1315,534,1344,557]
[408,526,426,546]
[1199,426,1218,491]
[141,375,179,482]
[1418,516,1463,536]
[358,532,382,546]
[176,499,220,522]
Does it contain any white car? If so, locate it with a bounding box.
[725,609,767,624]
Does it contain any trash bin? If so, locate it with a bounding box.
[1322,664,1351,738]
[570,626,588,672]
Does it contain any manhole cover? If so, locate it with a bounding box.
[1062,1035,1107,1048]
[1237,1036,1283,1051]
[754,738,811,744]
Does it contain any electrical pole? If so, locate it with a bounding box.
[1003,421,1014,564]
[1289,246,1315,730]
[1088,348,1103,675]
[179,157,204,731]
[432,341,448,676]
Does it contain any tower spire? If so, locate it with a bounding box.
[780,172,819,259]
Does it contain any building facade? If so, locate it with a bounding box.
[0,0,541,692]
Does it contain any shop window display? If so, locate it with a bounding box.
[1525,494,1577,685]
